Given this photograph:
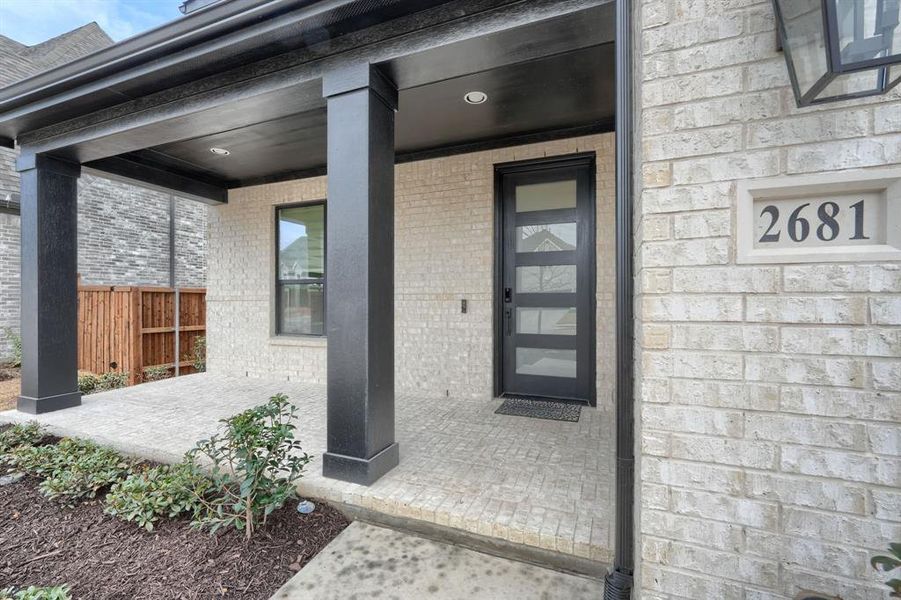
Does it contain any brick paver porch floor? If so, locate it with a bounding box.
[0,373,614,565]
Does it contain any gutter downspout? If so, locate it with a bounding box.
[169,195,180,377]
[605,0,635,598]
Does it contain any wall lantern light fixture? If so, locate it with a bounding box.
[773,0,901,106]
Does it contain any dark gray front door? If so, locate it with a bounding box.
[497,155,596,404]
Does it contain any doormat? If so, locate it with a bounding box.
[494,397,581,422]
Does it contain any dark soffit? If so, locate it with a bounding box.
[138,43,615,186]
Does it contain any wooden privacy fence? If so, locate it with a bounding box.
[77,286,206,385]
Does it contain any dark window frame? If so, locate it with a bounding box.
[275,200,327,337]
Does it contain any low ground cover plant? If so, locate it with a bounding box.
[188,393,311,539]
[77,371,128,395]
[0,421,46,456]
[12,438,131,506]
[0,585,71,600]
[2,327,21,367]
[191,336,206,372]
[105,461,211,531]
[142,365,171,382]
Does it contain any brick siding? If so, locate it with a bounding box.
[207,134,616,404]
[0,171,208,360]
[635,1,901,598]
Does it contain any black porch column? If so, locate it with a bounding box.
[321,64,399,485]
[17,154,81,414]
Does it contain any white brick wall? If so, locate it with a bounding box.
[636,1,901,598]
[207,134,616,404]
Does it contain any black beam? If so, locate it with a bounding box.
[83,155,228,205]
[17,155,81,414]
[321,63,399,486]
[605,0,635,598]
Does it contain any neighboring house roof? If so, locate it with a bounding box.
[0,23,113,212]
[0,23,112,88]
[15,23,113,72]
[518,229,575,253]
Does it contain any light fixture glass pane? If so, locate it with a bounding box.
[834,0,901,68]
[279,204,325,279]
[279,283,324,335]
[515,180,577,212]
[517,307,577,335]
[516,347,577,378]
[777,0,829,96]
[516,265,577,293]
[516,223,577,252]
[817,69,882,101]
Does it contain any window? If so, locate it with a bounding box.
[276,202,325,335]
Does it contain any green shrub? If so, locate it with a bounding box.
[187,393,311,539]
[142,365,171,383]
[77,373,98,394]
[872,543,901,598]
[3,327,21,367]
[105,461,211,531]
[78,371,128,395]
[0,421,47,456]
[13,438,131,506]
[0,585,71,600]
[191,336,206,373]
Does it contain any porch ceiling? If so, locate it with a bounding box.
[132,43,614,186]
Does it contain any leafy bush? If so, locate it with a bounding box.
[191,336,206,373]
[0,421,47,456]
[105,461,211,531]
[872,543,901,597]
[142,365,171,383]
[0,585,71,600]
[77,373,98,394]
[78,371,128,395]
[13,438,131,506]
[2,327,21,368]
[188,393,311,539]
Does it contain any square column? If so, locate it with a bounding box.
[321,64,399,485]
[17,154,81,414]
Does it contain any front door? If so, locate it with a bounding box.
[497,155,596,404]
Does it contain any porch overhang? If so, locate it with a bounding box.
[1,0,615,199]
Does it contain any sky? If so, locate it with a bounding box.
[0,0,182,46]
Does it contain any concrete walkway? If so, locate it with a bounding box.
[271,522,604,600]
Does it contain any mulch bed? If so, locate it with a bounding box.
[0,436,349,599]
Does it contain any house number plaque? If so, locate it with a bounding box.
[737,170,901,264]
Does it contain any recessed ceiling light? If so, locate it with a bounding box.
[210,147,230,156]
[464,91,488,105]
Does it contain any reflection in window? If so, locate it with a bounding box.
[516,347,577,378]
[516,223,577,252]
[515,180,577,212]
[516,265,577,293]
[277,203,325,335]
[517,307,577,335]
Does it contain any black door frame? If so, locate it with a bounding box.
[492,152,598,407]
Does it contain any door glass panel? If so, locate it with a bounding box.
[515,180,577,212]
[516,347,577,378]
[516,265,576,293]
[517,307,576,335]
[516,223,577,252]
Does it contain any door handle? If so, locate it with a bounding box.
[504,307,512,336]
[504,287,512,303]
